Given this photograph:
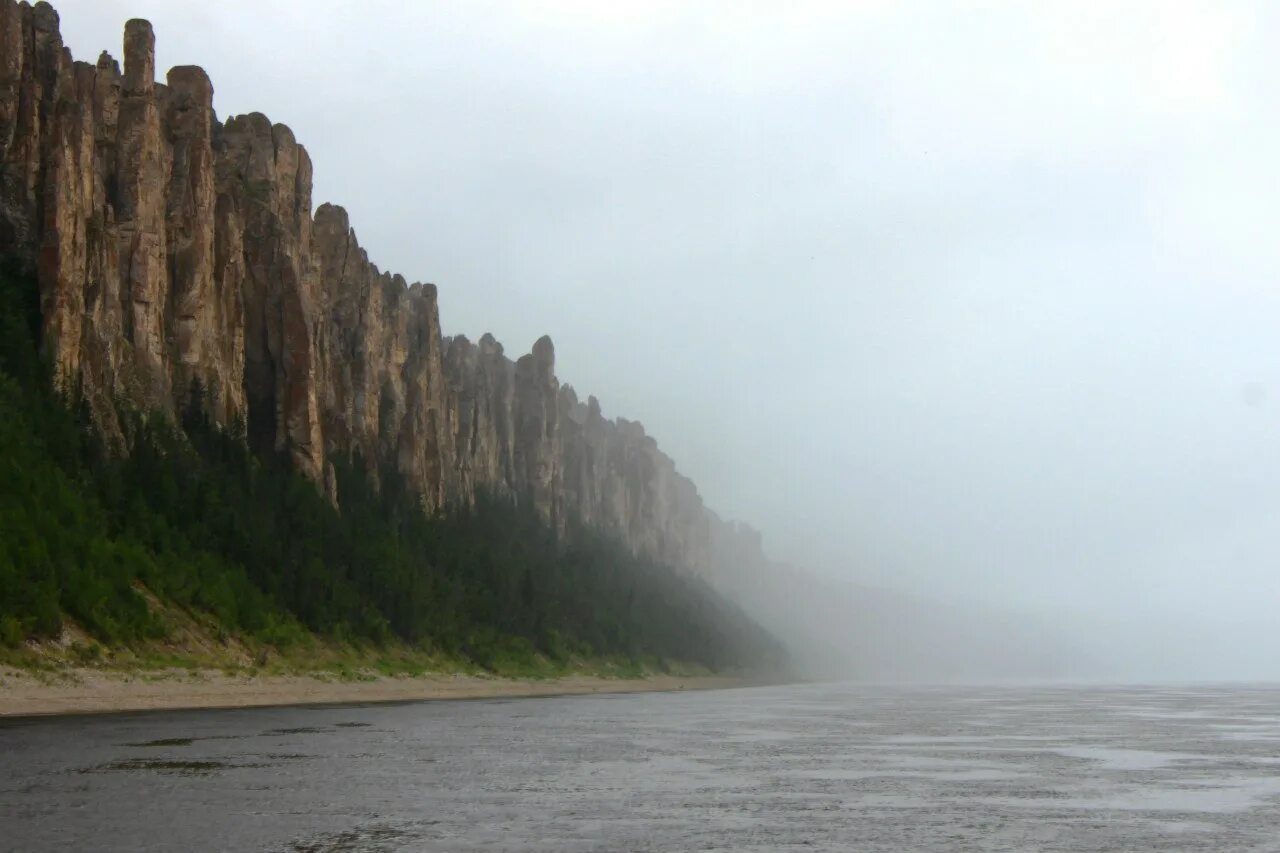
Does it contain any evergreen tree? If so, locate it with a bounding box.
[0,268,781,672]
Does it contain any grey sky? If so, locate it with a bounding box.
[59,1,1280,671]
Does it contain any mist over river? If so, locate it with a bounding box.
[4,683,1280,851]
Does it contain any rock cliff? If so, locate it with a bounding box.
[0,2,746,575]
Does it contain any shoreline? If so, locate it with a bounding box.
[0,669,752,718]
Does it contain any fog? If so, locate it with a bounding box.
[61,1,1280,681]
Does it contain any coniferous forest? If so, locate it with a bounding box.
[0,268,780,673]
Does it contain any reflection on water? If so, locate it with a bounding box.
[3,683,1280,851]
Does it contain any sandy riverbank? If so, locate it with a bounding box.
[0,669,750,717]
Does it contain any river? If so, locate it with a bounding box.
[3,683,1280,851]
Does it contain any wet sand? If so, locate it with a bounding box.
[0,668,746,717]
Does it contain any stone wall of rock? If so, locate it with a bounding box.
[0,1,743,574]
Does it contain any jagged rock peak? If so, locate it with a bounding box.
[122,19,153,94]
[0,1,764,576]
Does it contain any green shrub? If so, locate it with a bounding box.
[0,615,23,648]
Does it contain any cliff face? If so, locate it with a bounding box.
[0,2,727,573]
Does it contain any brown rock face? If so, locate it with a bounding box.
[0,2,746,575]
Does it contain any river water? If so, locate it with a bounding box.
[3,683,1280,851]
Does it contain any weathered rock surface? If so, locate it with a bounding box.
[0,1,759,575]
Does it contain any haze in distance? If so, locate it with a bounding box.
[59,0,1280,682]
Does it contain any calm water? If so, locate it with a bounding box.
[3,683,1280,851]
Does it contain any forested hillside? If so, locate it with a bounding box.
[0,268,781,673]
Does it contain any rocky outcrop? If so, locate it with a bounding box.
[0,1,746,575]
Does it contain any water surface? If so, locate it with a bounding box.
[3,683,1280,851]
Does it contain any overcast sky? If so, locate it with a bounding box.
[59,1,1280,670]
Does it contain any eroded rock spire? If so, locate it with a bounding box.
[0,2,726,573]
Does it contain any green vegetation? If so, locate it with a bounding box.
[0,268,780,675]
